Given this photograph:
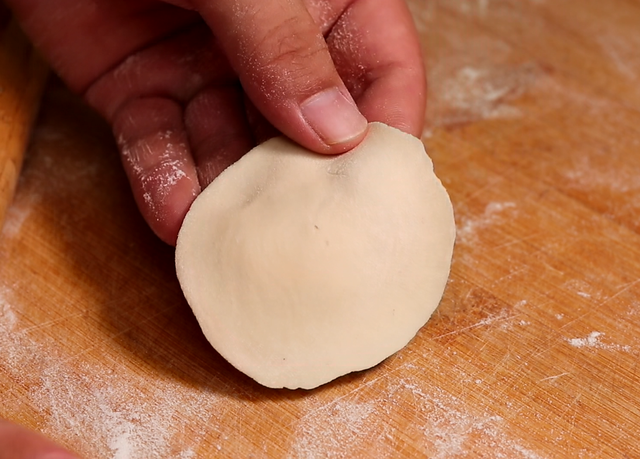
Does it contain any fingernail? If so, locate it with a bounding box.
[300,87,368,146]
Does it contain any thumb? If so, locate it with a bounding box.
[189,0,368,153]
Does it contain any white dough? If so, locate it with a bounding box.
[175,123,456,390]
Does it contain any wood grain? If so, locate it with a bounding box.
[2,0,640,457]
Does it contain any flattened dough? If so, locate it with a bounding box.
[175,123,455,389]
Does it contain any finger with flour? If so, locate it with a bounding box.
[113,97,200,245]
[190,0,369,153]
[327,0,426,136]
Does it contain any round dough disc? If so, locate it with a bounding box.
[175,122,455,389]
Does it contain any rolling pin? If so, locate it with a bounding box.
[0,7,49,227]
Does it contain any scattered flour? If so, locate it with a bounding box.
[287,374,542,459]
[289,400,377,459]
[567,331,631,352]
[476,308,512,329]
[0,283,224,459]
[562,279,607,303]
[563,155,640,195]
[457,201,516,245]
[627,302,640,318]
[402,380,541,458]
[434,64,539,127]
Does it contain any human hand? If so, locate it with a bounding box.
[0,418,80,459]
[7,0,425,244]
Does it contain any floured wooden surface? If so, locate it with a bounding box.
[2,0,640,457]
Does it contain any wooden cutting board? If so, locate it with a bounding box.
[2,0,640,457]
